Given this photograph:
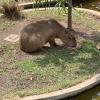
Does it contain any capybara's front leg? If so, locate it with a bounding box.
[48,37,57,47]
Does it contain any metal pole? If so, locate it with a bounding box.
[68,0,72,29]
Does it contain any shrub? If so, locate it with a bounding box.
[1,0,23,20]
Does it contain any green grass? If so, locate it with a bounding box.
[14,40,100,97]
[25,8,100,31]
[0,17,15,31]
[25,7,67,18]
[0,7,100,31]
[0,40,100,99]
[0,0,8,4]
[0,7,100,99]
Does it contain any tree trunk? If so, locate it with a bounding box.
[68,0,72,29]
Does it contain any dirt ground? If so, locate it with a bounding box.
[0,15,100,99]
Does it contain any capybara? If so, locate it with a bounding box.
[20,19,77,53]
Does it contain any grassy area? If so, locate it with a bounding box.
[0,8,100,99]
[0,0,9,4]
[0,17,15,31]
[15,40,100,96]
[0,0,15,31]
[0,6,100,31]
[25,8,100,30]
[0,40,100,99]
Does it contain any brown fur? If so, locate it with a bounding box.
[20,19,77,53]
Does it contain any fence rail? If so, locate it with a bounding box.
[18,0,57,9]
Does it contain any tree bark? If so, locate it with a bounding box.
[68,0,72,29]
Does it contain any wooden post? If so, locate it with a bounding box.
[68,0,72,29]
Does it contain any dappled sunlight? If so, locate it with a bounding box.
[74,52,92,59]
[15,40,100,95]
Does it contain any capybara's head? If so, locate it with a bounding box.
[62,32,77,48]
[67,34,77,47]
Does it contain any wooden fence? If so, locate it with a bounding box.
[15,0,67,9]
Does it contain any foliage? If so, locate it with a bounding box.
[1,0,23,20]
[56,0,67,9]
